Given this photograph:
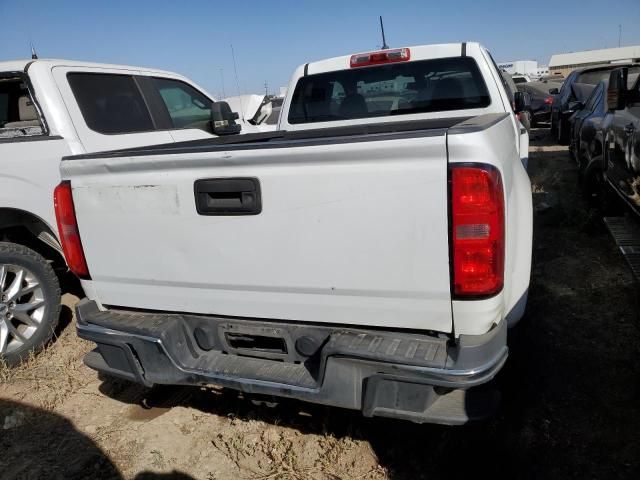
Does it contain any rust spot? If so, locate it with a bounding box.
[628,177,640,207]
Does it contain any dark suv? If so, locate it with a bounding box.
[601,66,640,215]
[550,65,618,144]
[569,80,607,170]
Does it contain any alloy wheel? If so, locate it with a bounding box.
[0,264,46,356]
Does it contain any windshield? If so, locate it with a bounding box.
[288,57,491,124]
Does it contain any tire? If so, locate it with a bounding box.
[569,138,576,161]
[582,156,623,216]
[550,116,558,140]
[558,119,570,145]
[0,242,61,367]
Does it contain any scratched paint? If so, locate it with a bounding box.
[73,184,181,215]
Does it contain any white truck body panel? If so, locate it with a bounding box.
[56,43,533,424]
[0,138,73,239]
[0,58,256,249]
[66,133,454,332]
[447,121,532,335]
[60,42,532,337]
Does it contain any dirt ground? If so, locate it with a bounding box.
[1,131,639,480]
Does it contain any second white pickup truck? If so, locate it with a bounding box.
[57,42,533,424]
[0,58,264,365]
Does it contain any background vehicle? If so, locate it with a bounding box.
[223,94,276,129]
[602,66,640,215]
[517,81,560,127]
[0,59,245,366]
[59,42,533,425]
[568,80,608,171]
[550,65,618,144]
[512,74,531,84]
[501,70,532,131]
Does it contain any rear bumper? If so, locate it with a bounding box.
[76,299,508,425]
[532,108,551,123]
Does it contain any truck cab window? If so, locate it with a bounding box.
[68,73,154,134]
[288,57,491,124]
[153,78,212,131]
[0,77,44,137]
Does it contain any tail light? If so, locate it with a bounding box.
[449,164,504,297]
[54,181,90,279]
[350,48,410,68]
[544,96,554,105]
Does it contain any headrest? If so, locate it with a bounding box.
[18,96,38,121]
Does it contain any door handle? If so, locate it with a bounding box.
[194,178,261,215]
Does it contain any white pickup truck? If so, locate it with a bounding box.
[57,43,533,424]
[0,58,252,365]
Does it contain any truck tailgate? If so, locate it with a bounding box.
[62,131,453,332]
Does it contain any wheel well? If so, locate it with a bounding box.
[592,140,602,158]
[0,208,66,270]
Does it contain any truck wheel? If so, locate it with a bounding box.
[558,120,570,145]
[0,242,61,367]
[582,156,622,216]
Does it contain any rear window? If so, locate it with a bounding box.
[288,57,491,124]
[0,92,8,126]
[68,73,154,134]
[577,70,613,86]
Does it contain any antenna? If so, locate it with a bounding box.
[219,67,226,98]
[230,44,245,122]
[264,81,268,97]
[30,42,38,60]
[379,16,389,50]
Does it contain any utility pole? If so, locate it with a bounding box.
[618,24,622,47]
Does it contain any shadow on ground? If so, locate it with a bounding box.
[93,132,640,479]
[0,399,197,480]
[6,130,639,479]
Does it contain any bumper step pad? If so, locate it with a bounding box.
[76,300,507,424]
[604,217,640,280]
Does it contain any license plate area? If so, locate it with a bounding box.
[219,323,295,361]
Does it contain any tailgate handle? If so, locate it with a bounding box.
[194,178,262,215]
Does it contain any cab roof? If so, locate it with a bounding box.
[304,42,480,76]
[0,58,178,77]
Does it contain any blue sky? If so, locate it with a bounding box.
[1,0,639,98]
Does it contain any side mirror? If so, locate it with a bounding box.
[607,68,627,111]
[514,91,531,113]
[210,101,241,135]
[549,87,559,95]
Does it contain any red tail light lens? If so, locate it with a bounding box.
[450,165,504,297]
[350,48,410,68]
[544,96,554,105]
[54,181,90,279]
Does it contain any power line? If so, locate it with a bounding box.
[219,68,226,98]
